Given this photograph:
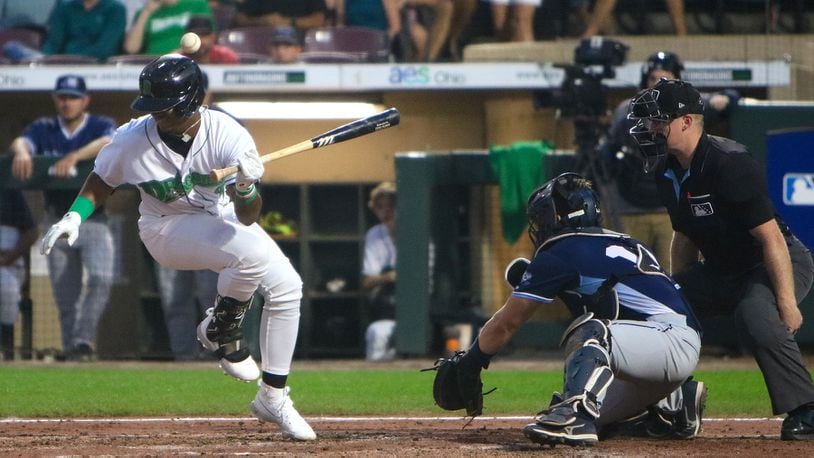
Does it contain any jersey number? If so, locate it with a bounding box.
[605,243,664,275]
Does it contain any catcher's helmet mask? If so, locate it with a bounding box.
[627,78,703,172]
[131,54,205,118]
[527,172,601,249]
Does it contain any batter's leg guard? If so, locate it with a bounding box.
[197,296,260,382]
[524,320,613,447]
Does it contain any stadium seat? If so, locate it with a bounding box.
[0,27,43,50]
[217,27,277,55]
[301,27,390,63]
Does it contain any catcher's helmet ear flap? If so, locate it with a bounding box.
[640,51,684,89]
[131,54,205,117]
[526,172,601,249]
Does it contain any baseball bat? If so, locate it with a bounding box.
[209,107,400,182]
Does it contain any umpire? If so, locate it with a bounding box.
[628,78,814,441]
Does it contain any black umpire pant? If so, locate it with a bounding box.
[674,235,814,415]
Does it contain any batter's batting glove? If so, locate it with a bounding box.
[236,150,264,193]
[41,211,81,255]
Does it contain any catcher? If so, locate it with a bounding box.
[430,172,706,446]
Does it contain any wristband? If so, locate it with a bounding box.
[68,196,95,222]
[236,185,258,205]
[468,338,494,369]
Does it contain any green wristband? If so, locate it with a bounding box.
[68,196,95,222]
[236,185,258,205]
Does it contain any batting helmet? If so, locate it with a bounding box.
[131,54,204,117]
[639,51,684,89]
[526,172,601,249]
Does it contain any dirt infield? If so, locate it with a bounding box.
[1,416,810,456]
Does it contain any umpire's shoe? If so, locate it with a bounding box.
[197,306,260,382]
[781,405,814,441]
[675,377,707,439]
[523,404,598,447]
[251,384,317,441]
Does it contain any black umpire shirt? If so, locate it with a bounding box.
[654,133,786,275]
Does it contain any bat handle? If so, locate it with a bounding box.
[210,165,239,182]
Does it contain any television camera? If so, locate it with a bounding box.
[535,37,629,179]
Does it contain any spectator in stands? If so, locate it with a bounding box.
[338,0,472,61]
[267,26,302,64]
[0,190,39,361]
[0,0,58,32]
[334,0,394,34]
[447,0,477,61]
[399,1,454,62]
[3,0,127,63]
[233,0,327,32]
[362,182,398,361]
[334,0,402,58]
[489,0,539,42]
[580,0,687,38]
[123,0,212,55]
[180,14,239,63]
[9,75,116,362]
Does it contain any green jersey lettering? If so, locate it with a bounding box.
[140,172,226,203]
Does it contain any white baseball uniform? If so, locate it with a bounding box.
[94,108,301,375]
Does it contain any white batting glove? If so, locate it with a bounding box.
[41,211,81,255]
[236,149,264,193]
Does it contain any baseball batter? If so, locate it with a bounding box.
[451,173,705,447]
[40,54,315,441]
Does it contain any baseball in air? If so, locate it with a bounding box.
[180,32,201,54]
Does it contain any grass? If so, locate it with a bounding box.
[0,366,788,419]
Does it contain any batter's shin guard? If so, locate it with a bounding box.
[197,296,259,382]
[207,296,252,347]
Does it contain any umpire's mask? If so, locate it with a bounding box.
[627,78,704,173]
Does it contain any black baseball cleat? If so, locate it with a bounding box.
[781,406,814,440]
[675,377,707,438]
[523,408,598,447]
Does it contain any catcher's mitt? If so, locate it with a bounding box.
[423,350,493,417]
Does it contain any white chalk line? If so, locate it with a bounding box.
[0,416,782,424]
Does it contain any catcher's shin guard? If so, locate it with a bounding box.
[197,295,259,382]
[549,319,614,419]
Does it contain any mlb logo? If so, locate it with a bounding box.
[783,173,814,205]
[691,202,714,217]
